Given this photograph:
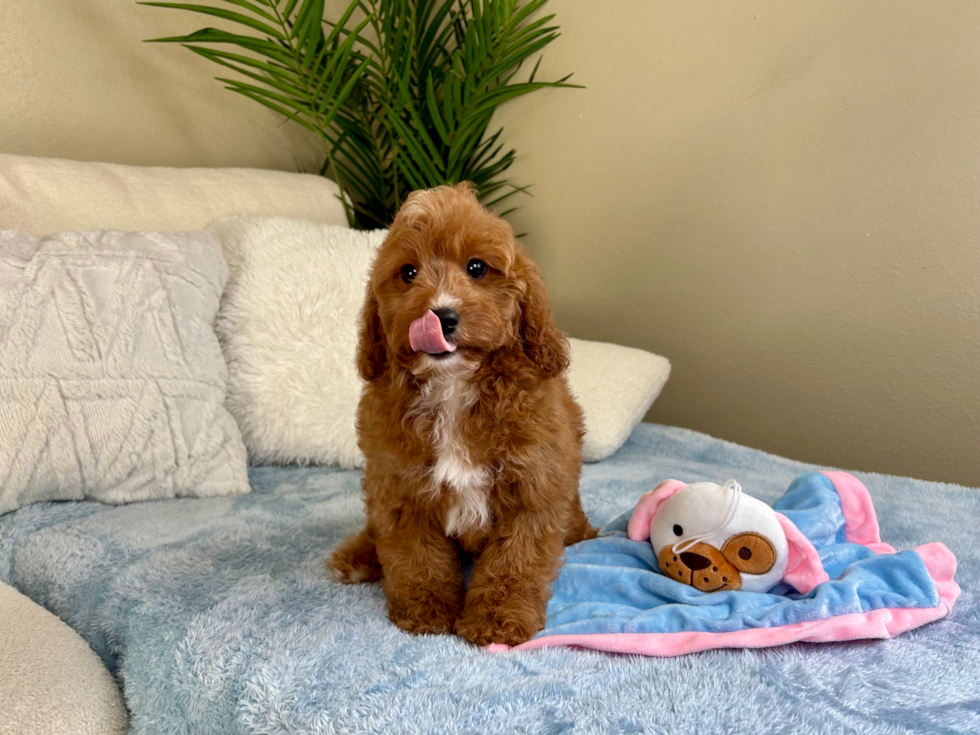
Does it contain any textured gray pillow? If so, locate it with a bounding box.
[0,229,249,514]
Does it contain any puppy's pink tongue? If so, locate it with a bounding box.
[409,310,457,354]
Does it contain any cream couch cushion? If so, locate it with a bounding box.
[565,338,670,461]
[0,582,127,735]
[0,154,348,236]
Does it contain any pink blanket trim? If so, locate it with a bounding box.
[488,542,960,657]
[823,470,881,546]
[774,512,830,594]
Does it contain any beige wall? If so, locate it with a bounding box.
[0,0,322,170]
[2,1,977,485]
[495,1,980,487]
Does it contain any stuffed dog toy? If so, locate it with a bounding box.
[627,479,827,593]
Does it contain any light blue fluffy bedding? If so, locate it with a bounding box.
[1,424,978,734]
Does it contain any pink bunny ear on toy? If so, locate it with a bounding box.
[627,480,687,542]
[775,512,830,594]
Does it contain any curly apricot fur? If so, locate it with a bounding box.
[328,183,596,645]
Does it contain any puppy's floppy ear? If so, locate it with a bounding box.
[516,248,569,378]
[357,289,387,381]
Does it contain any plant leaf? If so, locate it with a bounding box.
[214,0,278,21]
[143,0,581,229]
[138,2,287,39]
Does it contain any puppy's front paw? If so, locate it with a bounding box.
[454,598,543,646]
[388,597,460,636]
[327,532,382,584]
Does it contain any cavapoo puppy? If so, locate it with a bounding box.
[328,182,596,646]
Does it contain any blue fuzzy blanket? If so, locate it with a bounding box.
[1,424,978,734]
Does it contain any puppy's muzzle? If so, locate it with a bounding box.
[409,309,458,354]
[431,307,459,338]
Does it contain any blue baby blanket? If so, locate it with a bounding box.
[504,472,959,656]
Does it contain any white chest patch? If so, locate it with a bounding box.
[413,376,490,537]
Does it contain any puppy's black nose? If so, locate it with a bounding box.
[431,308,459,337]
[680,552,711,571]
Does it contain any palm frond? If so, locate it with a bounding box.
[142,0,579,228]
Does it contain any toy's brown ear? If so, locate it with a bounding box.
[356,290,387,381]
[515,249,569,378]
[722,533,777,575]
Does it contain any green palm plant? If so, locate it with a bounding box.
[141,0,579,229]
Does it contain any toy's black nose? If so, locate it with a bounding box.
[432,308,458,337]
[680,552,711,571]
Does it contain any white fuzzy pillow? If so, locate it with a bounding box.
[209,217,385,467]
[565,338,670,461]
[209,216,670,467]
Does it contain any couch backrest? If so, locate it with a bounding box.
[0,154,349,235]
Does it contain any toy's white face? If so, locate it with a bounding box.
[649,482,789,593]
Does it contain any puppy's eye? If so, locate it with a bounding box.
[466,259,487,279]
[673,524,683,537]
[400,264,417,284]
